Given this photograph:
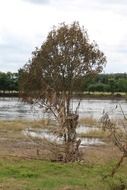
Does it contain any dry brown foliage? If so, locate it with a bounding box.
[19,22,106,162]
[101,106,127,177]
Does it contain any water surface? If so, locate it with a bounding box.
[0,97,127,120]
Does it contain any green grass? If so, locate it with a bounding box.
[0,158,127,190]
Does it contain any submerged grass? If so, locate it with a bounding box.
[79,117,100,127]
[0,119,55,138]
[79,128,110,139]
[0,119,54,130]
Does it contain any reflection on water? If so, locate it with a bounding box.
[23,128,61,143]
[72,98,127,119]
[0,97,44,120]
[80,138,104,146]
[23,128,105,146]
[0,97,127,120]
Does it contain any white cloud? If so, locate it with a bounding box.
[23,0,50,5]
[0,0,127,73]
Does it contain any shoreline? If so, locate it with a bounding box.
[74,93,127,100]
[0,92,127,100]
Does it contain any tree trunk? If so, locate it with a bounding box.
[63,113,81,162]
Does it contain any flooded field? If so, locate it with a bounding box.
[0,97,126,152]
[23,125,104,146]
[0,97,127,120]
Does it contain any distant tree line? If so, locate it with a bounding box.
[0,72,18,92]
[0,71,127,93]
[83,73,127,93]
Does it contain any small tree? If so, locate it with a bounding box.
[20,22,106,162]
[101,106,127,177]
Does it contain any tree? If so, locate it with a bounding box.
[117,79,127,92]
[101,107,127,177]
[108,78,116,94]
[0,72,19,92]
[87,83,110,92]
[19,22,106,162]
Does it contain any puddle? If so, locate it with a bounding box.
[79,138,104,147]
[23,127,104,146]
[23,128,62,143]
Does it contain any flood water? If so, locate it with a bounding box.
[1,97,126,146]
[23,127,104,147]
[0,97,127,120]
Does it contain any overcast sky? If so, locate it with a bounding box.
[0,0,127,73]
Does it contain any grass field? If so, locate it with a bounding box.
[0,157,127,190]
[0,120,127,190]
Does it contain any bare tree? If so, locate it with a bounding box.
[19,22,106,162]
[101,106,127,177]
